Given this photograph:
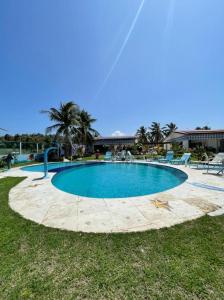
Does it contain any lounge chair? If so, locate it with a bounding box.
[121,150,126,160]
[170,153,191,166]
[189,153,209,169]
[126,151,134,161]
[158,151,174,163]
[114,150,128,161]
[206,153,224,174]
[217,166,224,175]
[114,152,122,161]
[104,151,112,161]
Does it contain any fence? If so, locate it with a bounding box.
[0,141,44,161]
[0,140,91,162]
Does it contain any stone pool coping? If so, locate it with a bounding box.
[1,161,224,233]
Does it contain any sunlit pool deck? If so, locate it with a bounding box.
[1,161,224,233]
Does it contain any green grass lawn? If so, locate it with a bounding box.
[1,177,224,299]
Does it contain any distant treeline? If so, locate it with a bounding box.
[0,133,60,145]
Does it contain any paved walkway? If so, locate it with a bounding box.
[1,161,224,233]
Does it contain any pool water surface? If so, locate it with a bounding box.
[52,162,187,198]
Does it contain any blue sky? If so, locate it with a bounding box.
[0,0,223,136]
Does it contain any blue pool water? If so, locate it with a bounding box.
[52,163,187,198]
[21,162,82,172]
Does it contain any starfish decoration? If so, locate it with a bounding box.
[151,199,171,211]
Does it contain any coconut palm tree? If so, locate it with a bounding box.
[164,122,178,137]
[195,126,211,130]
[41,101,80,155]
[76,110,99,155]
[136,126,149,144]
[149,122,165,144]
[136,126,150,153]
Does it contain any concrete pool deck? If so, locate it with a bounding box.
[1,161,224,233]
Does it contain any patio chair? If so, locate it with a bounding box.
[206,153,224,174]
[114,152,121,161]
[115,150,127,161]
[158,151,174,163]
[104,151,112,161]
[170,153,191,166]
[189,153,210,169]
[126,151,134,161]
[217,166,224,175]
[121,150,126,160]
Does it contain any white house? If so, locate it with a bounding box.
[164,130,224,152]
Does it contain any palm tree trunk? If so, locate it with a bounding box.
[65,129,74,160]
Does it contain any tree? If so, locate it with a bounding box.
[14,134,21,142]
[76,110,99,155]
[136,126,149,144]
[164,122,178,137]
[149,122,165,144]
[4,134,12,141]
[136,126,150,153]
[41,101,80,155]
[195,126,211,130]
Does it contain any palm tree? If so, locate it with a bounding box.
[195,126,211,130]
[41,101,80,155]
[136,126,150,153]
[149,122,165,144]
[164,122,178,137]
[136,126,149,144]
[76,110,99,155]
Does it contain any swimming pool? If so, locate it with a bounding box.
[52,162,187,198]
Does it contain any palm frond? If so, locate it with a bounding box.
[45,124,61,134]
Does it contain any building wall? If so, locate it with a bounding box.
[166,138,221,152]
[206,139,220,149]
[189,138,220,151]
[182,140,189,150]
[163,143,172,150]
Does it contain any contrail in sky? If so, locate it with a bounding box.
[95,0,146,99]
[164,0,175,41]
[161,0,176,80]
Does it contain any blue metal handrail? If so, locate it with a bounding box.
[43,146,58,178]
